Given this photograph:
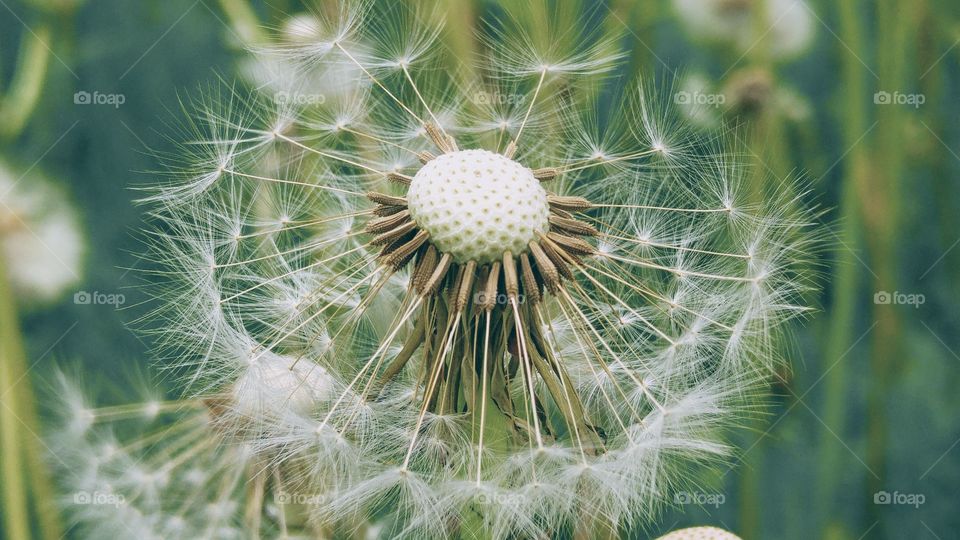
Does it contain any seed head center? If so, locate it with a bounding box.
[407,149,550,264]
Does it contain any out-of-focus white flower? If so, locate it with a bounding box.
[0,161,84,304]
[673,0,815,60]
[49,375,277,539]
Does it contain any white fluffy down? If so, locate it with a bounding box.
[231,353,333,416]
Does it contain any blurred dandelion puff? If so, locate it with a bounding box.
[0,160,85,304]
[673,0,816,60]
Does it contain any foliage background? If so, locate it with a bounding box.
[1,0,958,538]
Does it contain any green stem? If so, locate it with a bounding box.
[815,1,868,536]
[17,350,64,540]
[919,1,960,286]
[863,0,914,528]
[738,452,761,539]
[0,258,32,540]
[0,24,52,141]
[436,0,479,85]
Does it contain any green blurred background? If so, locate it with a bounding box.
[0,0,958,538]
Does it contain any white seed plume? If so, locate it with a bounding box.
[0,161,85,304]
[128,2,820,538]
[48,375,302,539]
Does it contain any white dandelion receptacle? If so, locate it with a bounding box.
[406,149,550,265]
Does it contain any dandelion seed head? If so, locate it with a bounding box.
[113,1,822,536]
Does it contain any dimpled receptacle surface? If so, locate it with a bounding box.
[406,149,550,264]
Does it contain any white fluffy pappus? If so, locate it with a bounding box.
[128,1,821,538]
[46,373,337,539]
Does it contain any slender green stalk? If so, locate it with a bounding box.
[0,14,63,540]
[736,6,788,536]
[737,457,761,539]
[863,0,914,528]
[0,258,31,540]
[436,0,478,84]
[918,0,959,286]
[606,0,658,78]
[0,253,64,540]
[0,25,52,140]
[17,347,64,540]
[815,1,868,536]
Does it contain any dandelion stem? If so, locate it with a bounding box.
[0,258,31,540]
[0,256,64,540]
[815,0,867,531]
